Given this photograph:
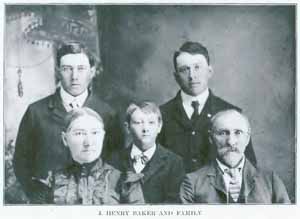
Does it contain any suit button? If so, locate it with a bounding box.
[191,131,196,135]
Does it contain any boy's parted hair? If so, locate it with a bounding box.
[125,101,162,124]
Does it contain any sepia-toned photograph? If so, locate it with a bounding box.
[3,3,295,208]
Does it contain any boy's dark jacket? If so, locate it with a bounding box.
[111,144,185,204]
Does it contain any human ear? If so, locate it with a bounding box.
[55,66,62,80]
[208,131,213,145]
[90,66,96,78]
[157,121,163,134]
[245,134,251,149]
[124,122,131,135]
[173,71,181,84]
[208,66,214,78]
[61,132,68,148]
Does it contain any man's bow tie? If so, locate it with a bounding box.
[69,99,80,109]
[132,154,149,165]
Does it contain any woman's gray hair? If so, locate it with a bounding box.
[63,107,104,132]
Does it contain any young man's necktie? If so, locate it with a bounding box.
[191,101,200,121]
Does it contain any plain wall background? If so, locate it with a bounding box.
[97,5,295,202]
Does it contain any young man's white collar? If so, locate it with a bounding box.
[216,156,245,191]
[180,88,209,119]
[130,144,156,173]
[60,87,88,112]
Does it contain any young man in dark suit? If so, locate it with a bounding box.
[159,41,257,173]
[113,101,185,204]
[13,41,122,203]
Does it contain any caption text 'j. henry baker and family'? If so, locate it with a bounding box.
[99,209,202,217]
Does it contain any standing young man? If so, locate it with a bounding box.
[159,41,256,173]
[13,42,121,203]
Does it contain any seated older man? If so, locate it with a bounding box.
[180,109,290,204]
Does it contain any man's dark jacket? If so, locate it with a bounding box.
[180,159,290,203]
[158,90,257,173]
[13,89,122,201]
[112,144,185,204]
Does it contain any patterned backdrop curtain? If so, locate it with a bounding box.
[5,5,101,204]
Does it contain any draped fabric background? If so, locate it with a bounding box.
[96,5,295,202]
[4,5,100,203]
[4,5,295,203]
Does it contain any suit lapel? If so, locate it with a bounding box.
[171,92,192,129]
[193,90,216,128]
[208,162,227,195]
[141,145,167,183]
[208,159,257,203]
[171,91,217,130]
[48,89,67,124]
[241,159,257,199]
[49,89,98,124]
[84,90,98,108]
[119,147,135,172]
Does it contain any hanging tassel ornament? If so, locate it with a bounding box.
[17,68,23,97]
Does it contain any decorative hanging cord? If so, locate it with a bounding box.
[16,13,23,97]
[17,68,23,97]
[7,11,53,97]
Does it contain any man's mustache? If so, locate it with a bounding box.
[219,146,240,155]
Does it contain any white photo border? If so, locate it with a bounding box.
[0,1,298,219]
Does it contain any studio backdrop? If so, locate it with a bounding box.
[4,5,295,203]
[97,5,295,202]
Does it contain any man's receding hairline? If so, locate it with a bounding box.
[211,110,250,131]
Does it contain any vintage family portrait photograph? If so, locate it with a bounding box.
[1,2,297,217]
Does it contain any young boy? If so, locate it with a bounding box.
[113,101,185,204]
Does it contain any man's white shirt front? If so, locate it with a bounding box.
[130,144,156,173]
[216,156,245,192]
[60,87,88,112]
[181,88,209,119]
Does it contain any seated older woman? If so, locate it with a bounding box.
[32,107,121,204]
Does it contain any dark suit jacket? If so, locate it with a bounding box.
[159,90,257,173]
[13,89,122,201]
[112,144,185,204]
[180,159,290,204]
